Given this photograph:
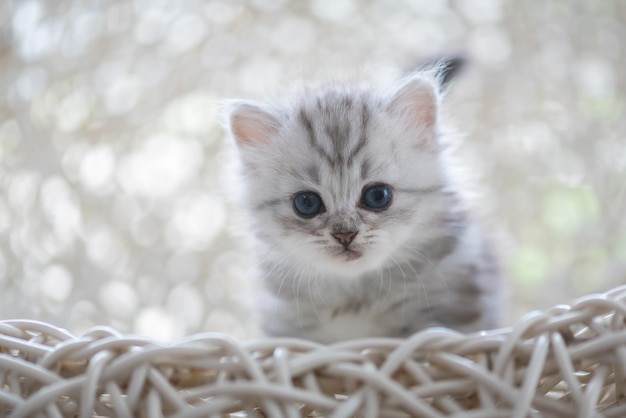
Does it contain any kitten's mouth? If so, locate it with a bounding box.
[339,248,362,261]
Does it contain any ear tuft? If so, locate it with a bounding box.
[434,55,466,91]
[227,102,279,147]
[387,76,438,132]
[415,55,466,92]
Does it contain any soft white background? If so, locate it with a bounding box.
[1,0,625,339]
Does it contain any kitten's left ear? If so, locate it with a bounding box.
[387,76,439,133]
[224,101,280,147]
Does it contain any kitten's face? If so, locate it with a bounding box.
[228,76,453,278]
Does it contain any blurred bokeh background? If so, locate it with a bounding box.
[1,0,625,340]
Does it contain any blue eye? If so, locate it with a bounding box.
[361,184,392,211]
[293,191,324,218]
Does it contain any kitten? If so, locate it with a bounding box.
[225,59,500,343]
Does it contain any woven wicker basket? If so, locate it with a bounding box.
[2,286,626,418]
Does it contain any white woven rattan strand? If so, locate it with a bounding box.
[1,286,626,417]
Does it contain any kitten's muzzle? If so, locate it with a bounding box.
[331,231,358,247]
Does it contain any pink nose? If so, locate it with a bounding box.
[331,231,358,246]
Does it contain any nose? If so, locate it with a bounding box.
[331,231,358,247]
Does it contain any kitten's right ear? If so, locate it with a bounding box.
[225,101,279,147]
[387,75,439,133]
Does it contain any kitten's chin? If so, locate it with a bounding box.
[330,246,363,262]
[341,249,362,261]
[317,248,385,279]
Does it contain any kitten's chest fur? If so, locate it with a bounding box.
[258,222,500,344]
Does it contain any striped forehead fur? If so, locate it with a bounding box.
[295,87,377,183]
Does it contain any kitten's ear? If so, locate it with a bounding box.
[387,76,438,132]
[225,101,279,147]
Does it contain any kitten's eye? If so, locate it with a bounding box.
[293,191,325,218]
[361,184,392,211]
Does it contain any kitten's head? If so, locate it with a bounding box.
[225,65,461,278]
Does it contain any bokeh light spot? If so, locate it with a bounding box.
[135,306,177,340]
[117,134,204,198]
[80,145,116,192]
[99,281,138,318]
[39,264,73,303]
